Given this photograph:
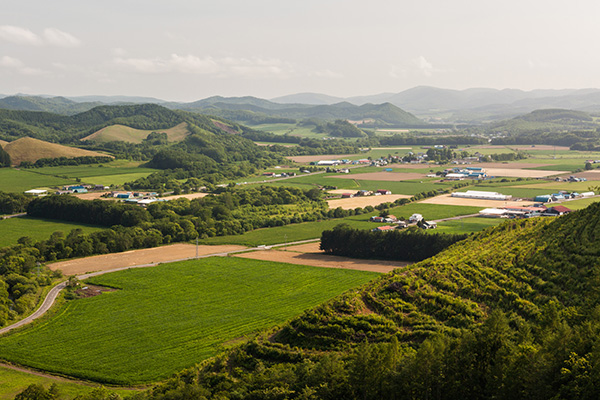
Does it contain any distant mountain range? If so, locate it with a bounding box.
[3,86,600,124]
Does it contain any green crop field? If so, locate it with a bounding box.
[0,169,75,193]
[0,257,378,385]
[0,217,104,247]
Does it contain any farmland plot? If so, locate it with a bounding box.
[0,257,377,385]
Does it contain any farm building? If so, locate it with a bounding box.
[371,225,395,232]
[376,189,392,195]
[452,190,512,201]
[421,221,437,229]
[316,160,340,166]
[543,206,572,216]
[581,191,595,197]
[479,208,509,218]
[534,195,553,203]
[370,216,385,222]
[341,193,354,198]
[24,189,47,197]
[409,213,423,223]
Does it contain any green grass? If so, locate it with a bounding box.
[0,366,139,400]
[433,217,506,234]
[0,169,75,193]
[0,217,105,247]
[0,257,378,385]
[558,197,600,210]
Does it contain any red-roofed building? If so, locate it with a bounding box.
[371,225,395,232]
[544,205,572,216]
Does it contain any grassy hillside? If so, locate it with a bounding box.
[0,140,6,147]
[0,95,100,115]
[274,204,600,350]
[81,122,190,143]
[3,137,112,165]
[488,108,598,134]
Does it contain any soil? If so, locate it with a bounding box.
[327,194,412,210]
[419,194,538,207]
[161,193,209,200]
[75,284,117,298]
[332,172,425,181]
[235,242,408,273]
[467,162,553,169]
[48,244,247,276]
[483,168,564,178]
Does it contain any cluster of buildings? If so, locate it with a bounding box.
[479,205,572,218]
[443,167,489,181]
[554,175,588,183]
[369,213,437,231]
[534,191,594,203]
[262,172,296,178]
[340,189,392,198]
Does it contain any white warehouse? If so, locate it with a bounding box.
[451,190,512,201]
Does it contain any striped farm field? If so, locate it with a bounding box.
[0,257,378,385]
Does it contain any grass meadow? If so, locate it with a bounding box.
[0,169,75,193]
[0,366,139,400]
[0,217,104,247]
[0,257,378,385]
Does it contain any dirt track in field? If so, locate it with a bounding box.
[327,194,412,209]
[332,172,425,181]
[419,194,537,207]
[235,242,407,273]
[48,244,247,275]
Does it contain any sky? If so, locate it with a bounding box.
[2,0,600,102]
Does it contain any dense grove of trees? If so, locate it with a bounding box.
[320,224,469,261]
[0,146,10,167]
[315,120,366,138]
[19,155,114,168]
[0,191,32,214]
[378,134,487,146]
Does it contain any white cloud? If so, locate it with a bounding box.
[390,55,438,79]
[0,25,81,47]
[43,28,81,47]
[113,53,293,78]
[0,56,24,68]
[0,25,42,45]
[413,56,434,77]
[0,56,47,75]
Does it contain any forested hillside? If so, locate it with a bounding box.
[126,203,600,399]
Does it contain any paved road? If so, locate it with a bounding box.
[0,238,321,335]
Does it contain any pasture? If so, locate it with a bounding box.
[0,169,75,193]
[0,217,104,248]
[0,257,378,384]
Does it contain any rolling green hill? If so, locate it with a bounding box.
[488,108,598,134]
[0,95,101,115]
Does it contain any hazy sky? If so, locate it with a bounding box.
[2,0,600,101]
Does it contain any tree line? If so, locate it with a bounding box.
[320,224,469,261]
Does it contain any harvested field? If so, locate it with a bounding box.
[73,192,112,200]
[161,193,209,201]
[332,172,425,181]
[327,189,359,195]
[468,162,553,169]
[485,168,564,178]
[327,194,411,209]
[48,244,247,275]
[235,242,407,273]
[419,194,538,207]
[286,154,356,163]
[383,163,440,169]
[0,140,7,147]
